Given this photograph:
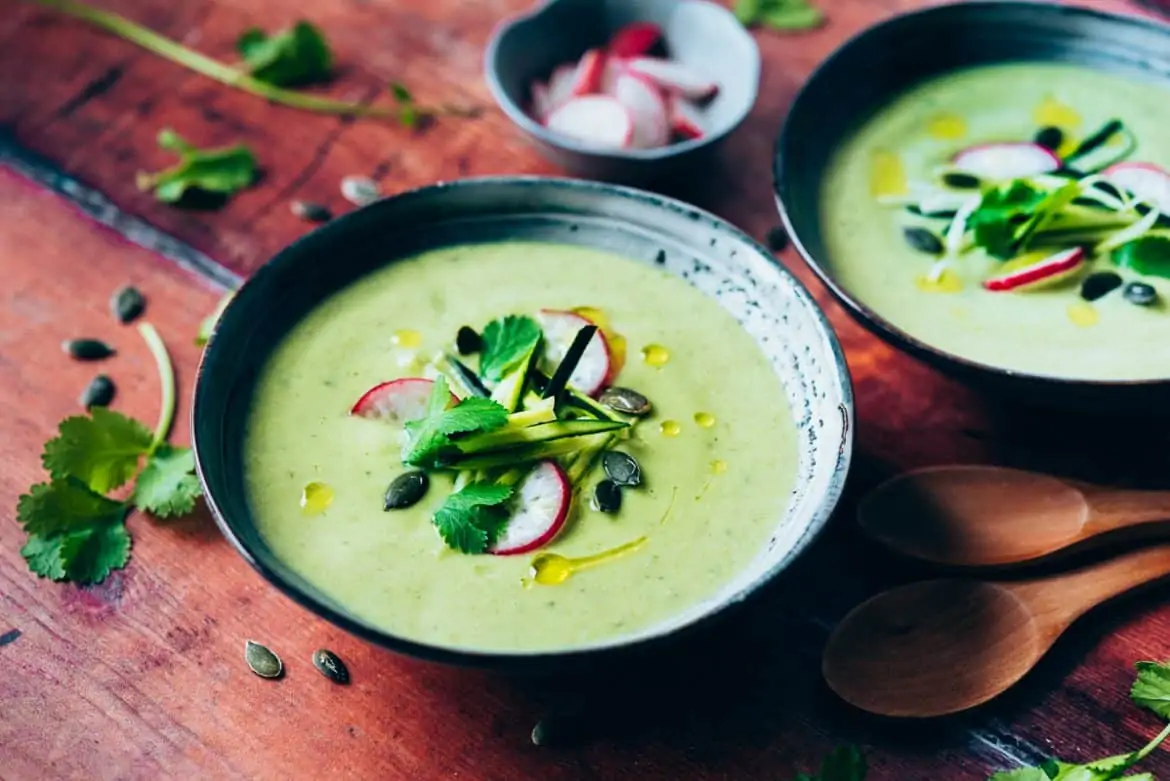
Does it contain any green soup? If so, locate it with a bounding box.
[245,242,797,652]
[822,63,1170,380]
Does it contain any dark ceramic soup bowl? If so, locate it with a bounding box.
[193,177,853,671]
[774,1,1170,411]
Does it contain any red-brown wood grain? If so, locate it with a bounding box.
[3,0,1170,778]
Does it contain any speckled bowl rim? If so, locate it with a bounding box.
[774,0,1170,390]
[192,175,853,670]
[483,0,761,161]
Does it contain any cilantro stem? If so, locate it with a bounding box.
[137,322,175,452]
[29,0,398,118]
[1133,720,1170,763]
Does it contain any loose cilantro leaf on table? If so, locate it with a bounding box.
[1112,235,1170,280]
[790,746,866,781]
[195,292,234,347]
[479,315,542,382]
[136,129,257,204]
[42,408,152,493]
[1132,659,1170,719]
[735,0,824,31]
[402,376,509,467]
[133,445,201,518]
[17,478,131,583]
[432,481,515,554]
[237,21,332,87]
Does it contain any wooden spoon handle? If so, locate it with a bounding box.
[1008,544,1170,630]
[1082,487,1170,534]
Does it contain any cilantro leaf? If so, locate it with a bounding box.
[17,478,131,584]
[790,746,866,781]
[1132,660,1170,719]
[479,315,542,382]
[432,482,515,553]
[17,478,128,537]
[133,445,202,518]
[402,376,509,467]
[21,533,67,581]
[42,408,152,494]
[237,21,332,87]
[735,0,824,31]
[136,129,257,204]
[1112,235,1170,279]
[55,523,132,584]
[988,768,1051,781]
[968,180,1079,260]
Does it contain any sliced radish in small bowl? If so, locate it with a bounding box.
[1104,162,1170,213]
[609,22,662,58]
[668,95,705,140]
[546,64,578,113]
[545,96,633,149]
[982,247,1086,292]
[612,72,668,149]
[530,81,553,122]
[350,378,453,421]
[537,309,612,395]
[488,461,570,555]
[625,57,718,101]
[571,49,608,96]
[952,143,1060,180]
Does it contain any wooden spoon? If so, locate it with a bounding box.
[859,465,1170,568]
[822,544,1170,718]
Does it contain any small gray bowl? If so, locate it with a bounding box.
[485,0,760,184]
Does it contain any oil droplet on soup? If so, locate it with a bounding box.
[641,343,670,367]
[574,306,627,375]
[1034,96,1081,129]
[694,411,716,429]
[659,419,681,437]
[915,268,963,293]
[869,149,908,198]
[300,481,334,514]
[1067,301,1100,327]
[926,114,967,140]
[710,459,728,474]
[391,329,423,348]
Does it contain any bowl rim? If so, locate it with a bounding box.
[482,0,761,161]
[192,174,853,668]
[773,0,1170,390]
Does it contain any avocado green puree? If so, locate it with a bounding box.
[245,242,797,652]
[822,63,1170,380]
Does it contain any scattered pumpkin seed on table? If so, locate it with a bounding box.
[63,338,115,361]
[245,640,284,679]
[110,285,146,324]
[340,176,379,206]
[766,225,789,252]
[290,200,332,222]
[80,375,115,408]
[312,648,350,684]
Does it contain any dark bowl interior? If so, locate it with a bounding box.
[192,176,851,672]
[774,1,1170,410]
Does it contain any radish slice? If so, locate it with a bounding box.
[982,247,1086,292]
[489,461,570,555]
[952,143,1060,180]
[350,378,453,421]
[537,309,612,396]
[545,96,633,149]
[625,57,718,101]
[546,65,577,114]
[571,49,607,96]
[609,22,662,58]
[668,95,705,140]
[1104,162,1170,213]
[599,56,626,96]
[530,81,553,122]
[612,72,668,148]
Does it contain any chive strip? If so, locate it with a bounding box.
[1063,119,1123,165]
[31,0,398,118]
[542,325,598,400]
[138,322,175,453]
[443,356,491,398]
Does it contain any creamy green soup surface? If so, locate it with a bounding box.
[822,63,1170,380]
[245,242,797,652]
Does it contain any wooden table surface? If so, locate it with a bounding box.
[4,0,1170,778]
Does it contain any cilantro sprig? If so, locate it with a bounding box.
[432,481,515,554]
[237,21,331,87]
[401,375,509,468]
[968,180,1081,260]
[16,323,202,584]
[1112,235,1170,280]
[136,129,257,204]
[479,315,542,382]
[735,0,824,31]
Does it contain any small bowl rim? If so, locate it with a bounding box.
[192,174,853,669]
[774,0,1170,390]
[483,0,761,161]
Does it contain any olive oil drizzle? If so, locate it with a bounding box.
[527,536,649,586]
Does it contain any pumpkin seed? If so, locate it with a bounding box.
[941,172,981,189]
[1080,271,1123,302]
[110,286,146,324]
[80,375,115,408]
[245,640,283,679]
[312,648,350,684]
[290,200,332,222]
[1034,126,1064,151]
[1124,281,1158,307]
[63,338,115,361]
[455,325,482,355]
[601,451,641,487]
[597,386,652,416]
[384,471,429,510]
[531,709,590,747]
[593,480,622,514]
[340,176,379,206]
[766,226,789,252]
[902,227,944,256]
